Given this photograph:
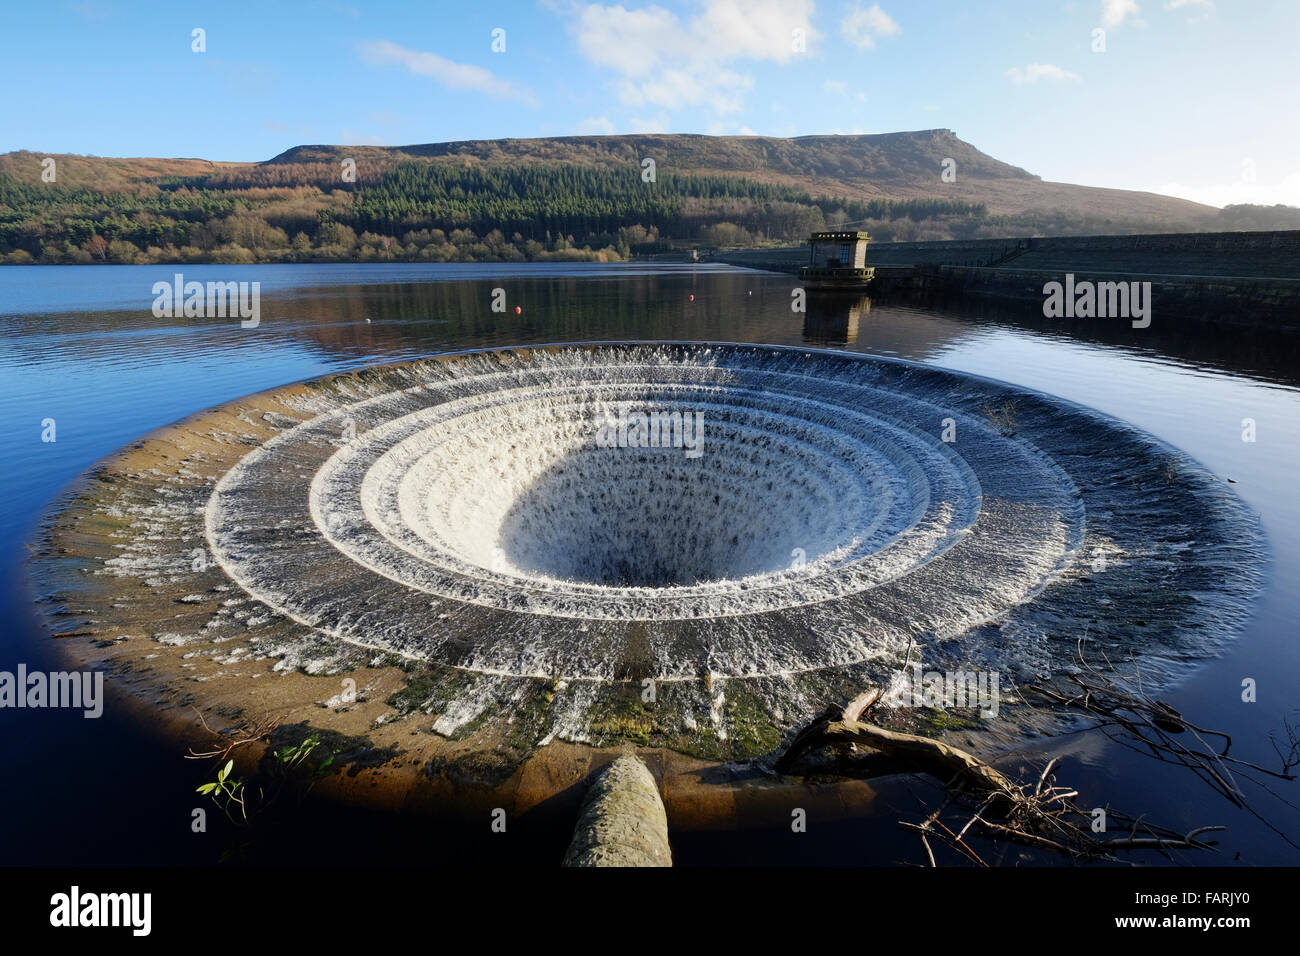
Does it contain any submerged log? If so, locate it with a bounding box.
[775,704,1016,800]
[562,755,673,867]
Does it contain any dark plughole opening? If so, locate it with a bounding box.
[495,445,845,588]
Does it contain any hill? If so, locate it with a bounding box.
[258,130,1205,223]
[1,130,1294,265]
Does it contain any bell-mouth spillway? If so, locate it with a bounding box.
[30,342,1265,805]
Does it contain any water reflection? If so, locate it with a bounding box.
[880,287,1300,388]
[803,292,870,346]
[9,267,1294,389]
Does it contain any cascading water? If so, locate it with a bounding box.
[34,342,1265,775]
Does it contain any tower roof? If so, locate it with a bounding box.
[810,231,870,242]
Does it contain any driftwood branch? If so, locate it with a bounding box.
[776,685,1224,864]
[775,704,1016,801]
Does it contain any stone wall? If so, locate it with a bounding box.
[716,230,1300,279]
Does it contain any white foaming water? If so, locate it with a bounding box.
[204,343,1261,686]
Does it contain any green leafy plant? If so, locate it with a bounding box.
[196,759,248,821]
[272,733,336,779]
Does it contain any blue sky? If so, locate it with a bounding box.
[3,0,1297,206]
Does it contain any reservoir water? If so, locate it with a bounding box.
[2,262,1297,865]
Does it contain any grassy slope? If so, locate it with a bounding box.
[0,150,250,190]
[1,129,1213,226]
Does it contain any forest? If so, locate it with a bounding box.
[2,143,1296,265]
[0,159,992,265]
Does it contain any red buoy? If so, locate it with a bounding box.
[515,306,522,314]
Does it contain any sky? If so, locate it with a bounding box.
[2,0,1297,207]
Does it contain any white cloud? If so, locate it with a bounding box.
[618,65,754,113]
[573,3,680,77]
[841,3,901,51]
[1149,172,1300,209]
[1006,63,1082,84]
[560,0,818,116]
[358,40,538,106]
[1164,0,1213,20]
[695,0,816,62]
[1100,0,1140,28]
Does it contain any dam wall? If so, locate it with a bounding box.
[716,230,1300,325]
[718,230,1300,278]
